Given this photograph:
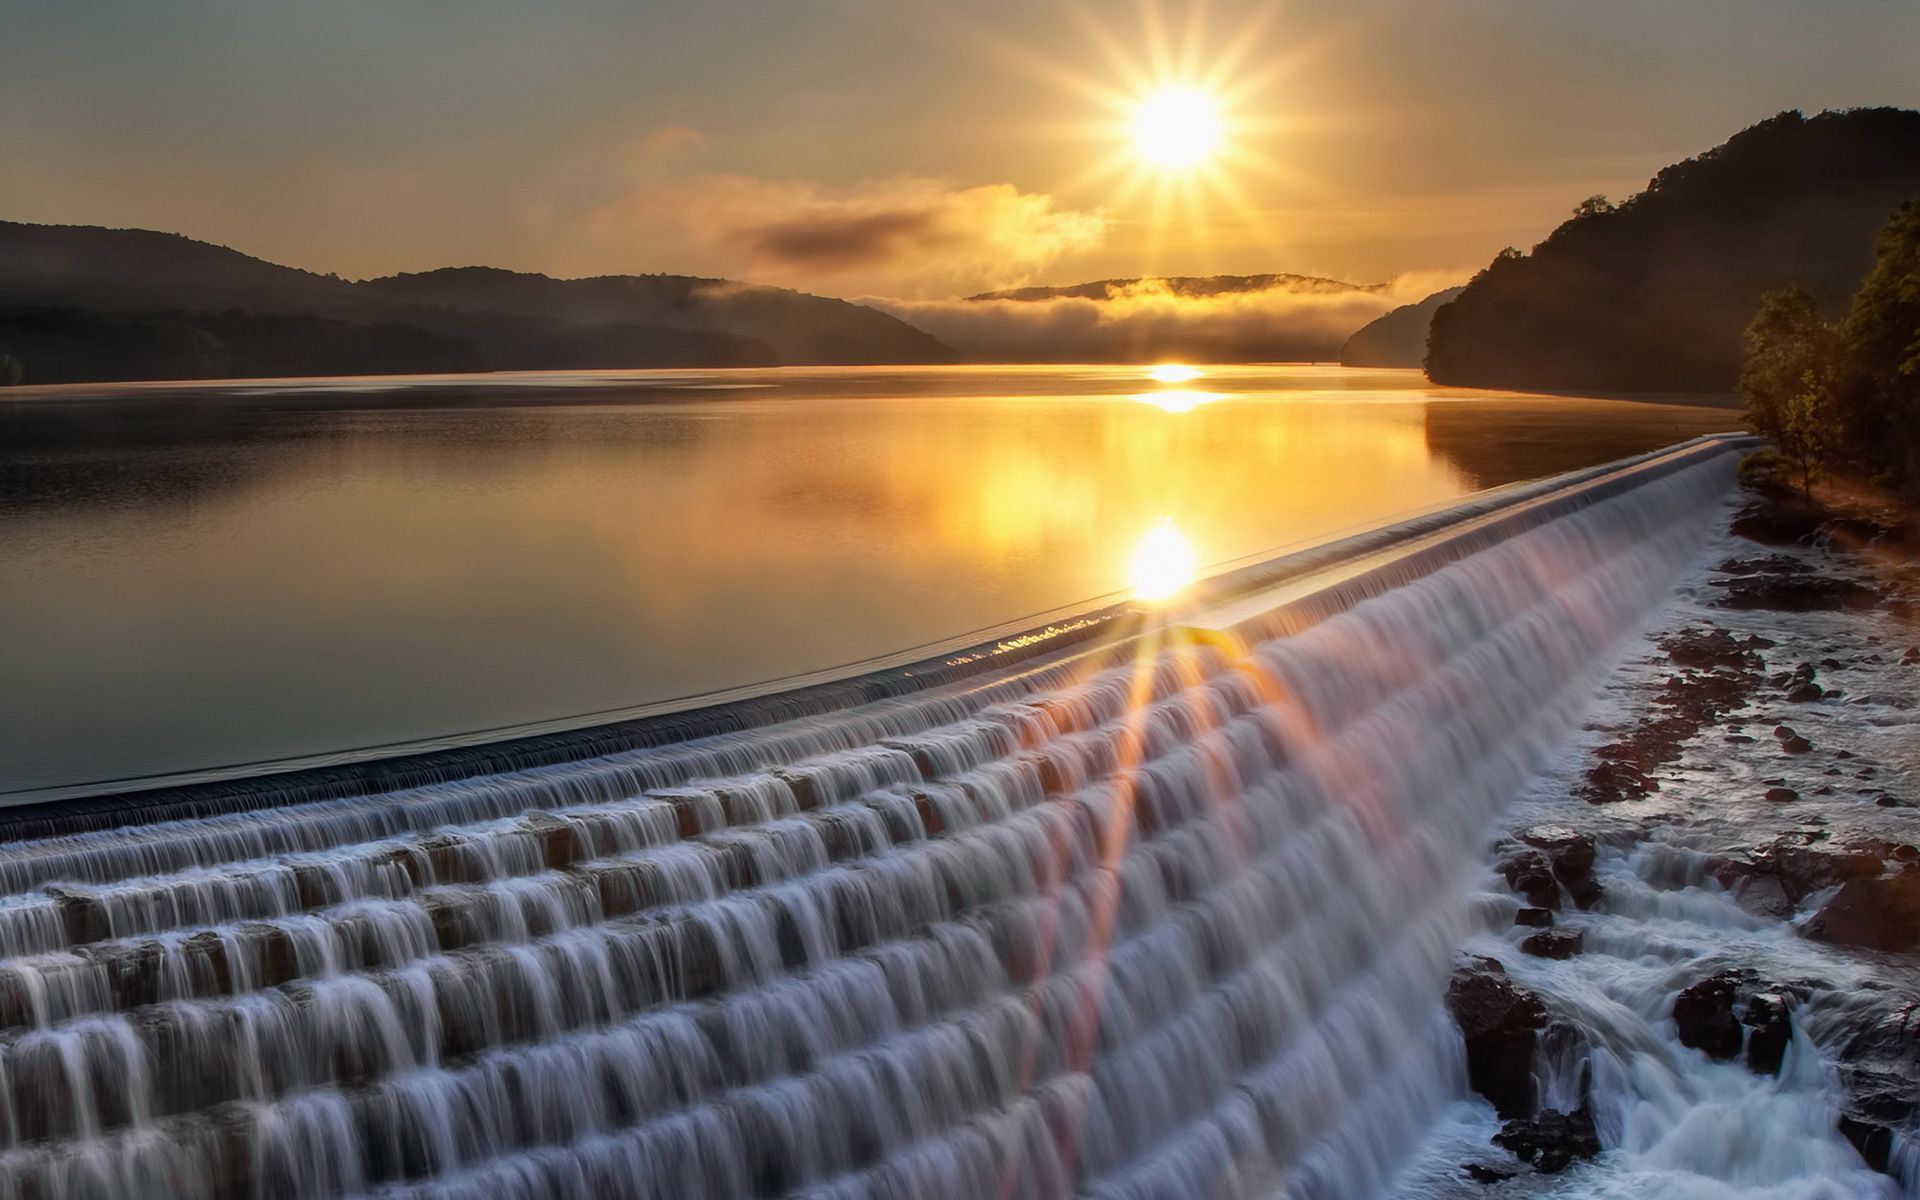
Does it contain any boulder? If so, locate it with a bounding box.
[1804,871,1920,952]
[1514,907,1554,928]
[1498,849,1560,910]
[1447,957,1548,1119]
[1492,1106,1601,1174]
[1764,787,1800,804]
[1517,826,1603,910]
[1521,929,1584,960]
[1744,993,1792,1076]
[1674,972,1747,1060]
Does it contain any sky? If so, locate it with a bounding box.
[4,0,1918,300]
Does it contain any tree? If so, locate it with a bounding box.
[1740,287,1843,499]
[1572,194,1615,220]
[1841,201,1920,487]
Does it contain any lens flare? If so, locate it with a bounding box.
[1129,518,1198,602]
[1147,363,1202,384]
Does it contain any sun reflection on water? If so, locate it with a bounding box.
[1135,389,1220,413]
[1147,364,1203,384]
[1129,518,1198,602]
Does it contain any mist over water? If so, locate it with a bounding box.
[0,365,1735,798]
[0,448,1747,1199]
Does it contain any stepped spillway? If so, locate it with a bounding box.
[0,438,1743,1200]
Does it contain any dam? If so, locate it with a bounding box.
[0,435,1751,1199]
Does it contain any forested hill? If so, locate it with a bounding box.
[0,223,953,385]
[1426,109,1920,392]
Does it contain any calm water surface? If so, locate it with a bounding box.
[0,364,1738,797]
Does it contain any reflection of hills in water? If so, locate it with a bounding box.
[1422,397,1741,492]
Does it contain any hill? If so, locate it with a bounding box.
[1426,109,1920,392]
[1338,286,1465,368]
[0,222,952,384]
[969,273,1383,303]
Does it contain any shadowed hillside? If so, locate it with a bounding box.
[1426,109,1920,392]
[0,223,953,384]
[1339,287,1464,368]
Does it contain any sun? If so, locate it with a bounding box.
[1133,87,1223,169]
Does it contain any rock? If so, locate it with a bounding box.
[1744,994,1792,1076]
[1521,929,1584,960]
[1514,907,1554,928]
[1782,734,1814,754]
[1714,573,1886,613]
[1516,826,1604,909]
[1728,872,1794,920]
[1764,787,1800,804]
[1785,683,1826,703]
[1805,872,1920,952]
[1662,626,1765,671]
[1463,1163,1516,1184]
[1730,501,1826,547]
[1674,972,1747,1060]
[1447,957,1548,1119]
[1499,849,1561,910]
[1492,1107,1601,1174]
[1838,1114,1897,1175]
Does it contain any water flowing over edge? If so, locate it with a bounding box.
[0,438,1759,1200]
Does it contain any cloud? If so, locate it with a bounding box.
[589,174,1105,297]
[867,274,1468,363]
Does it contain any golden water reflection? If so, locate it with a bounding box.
[1129,519,1198,602]
[0,365,1742,794]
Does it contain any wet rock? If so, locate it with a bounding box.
[1764,787,1800,804]
[1785,683,1826,703]
[1521,929,1584,960]
[1727,872,1794,920]
[1447,957,1548,1119]
[1718,554,1814,576]
[1715,572,1886,613]
[1662,626,1766,672]
[1499,849,1560,910]
[1514,907,1554,928]
[1492,1106,1601,1174]
[1781,734,1814,754]
[1463,1163,1516,1184]
[1730,501,1826,547]
[1744,993,1792,1075]
[1674,972,1747,1060]
[1517,826,1603,910]
[1804,871,1920,952]
[1838,1114,1898,1175]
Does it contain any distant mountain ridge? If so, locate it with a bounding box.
[968,273,1384,303]
[0,222,953,384]
[1338,286,1465,368]
[1427,108,1920,392]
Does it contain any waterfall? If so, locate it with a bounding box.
[0,447,1740,1200]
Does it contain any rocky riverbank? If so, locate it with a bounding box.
[1416,478,1920,1196]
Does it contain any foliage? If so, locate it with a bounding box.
[1840,201,1920,484]
[1739,288,1843,498]
[1427,108,1920,391]
[1736,204,1920,494]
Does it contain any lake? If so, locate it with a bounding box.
[0,364,1739,800]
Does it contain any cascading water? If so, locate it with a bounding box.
[0,447,1746,1200]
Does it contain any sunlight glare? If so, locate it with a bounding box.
[1135,390,1219,413]
[1148,363,1202,384]
[1132,87,1223,169]
[1129,518,1198,602]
